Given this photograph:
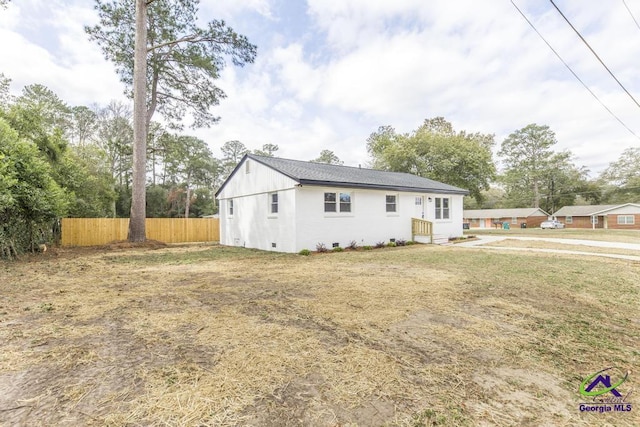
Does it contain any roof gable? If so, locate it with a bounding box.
[554,204,622,216]
[217,154,469,196]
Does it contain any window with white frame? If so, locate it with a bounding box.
[415,197,422,205]
[591,215,598,224]
[617,215,635,225]
[269,192,278,214]
[566,216,573,224]
[511,217,518,224]
[324,192,336,212]
[435,197,450,219]
[339,192,351,212]
[386,195,397,212]
[228,199,234,216]
[324,192,352,213]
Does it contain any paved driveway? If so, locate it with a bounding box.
[455,235,640,261]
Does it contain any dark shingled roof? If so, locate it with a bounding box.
[217,154,469,196]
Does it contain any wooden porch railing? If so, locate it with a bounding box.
[411,218,433,242]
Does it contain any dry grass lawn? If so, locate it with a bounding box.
[467,227,640,244]
[480,238,640,257]
[1,243,639,426]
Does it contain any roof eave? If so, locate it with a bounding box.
[298,179,469,195]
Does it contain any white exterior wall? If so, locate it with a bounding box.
[217,159,298,252]
[430,194,465,239]
[294,187,465,252]
[217,158,466,253]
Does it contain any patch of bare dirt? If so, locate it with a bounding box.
[1,244,638,426]
[100,239,168,250]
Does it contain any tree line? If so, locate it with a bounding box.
[0,76,343,257]
[2,78,636,257]
[367,118,639,214]
[2,0,636,255]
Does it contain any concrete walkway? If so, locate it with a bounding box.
[455,235,640,261]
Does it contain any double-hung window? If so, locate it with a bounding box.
[324,192,351,213]
[269,192,278,214]
[435,197,450,220]
[228,199,234,216]
[386,195,397,213]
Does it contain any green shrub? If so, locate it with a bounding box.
[332,247,344,252]
[298,249,311,256]
[387,242,396,247]
[362,245,373,250]
[406,240,416,245]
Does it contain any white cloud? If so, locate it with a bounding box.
[2,0,638,178]
[0,0,126,106]
[200,0,274,20]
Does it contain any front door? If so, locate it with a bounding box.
[414,195,425,219]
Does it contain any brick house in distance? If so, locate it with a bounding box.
[463,208,549,229]
[553,204,640,229]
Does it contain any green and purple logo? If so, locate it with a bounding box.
[579,367,633,413]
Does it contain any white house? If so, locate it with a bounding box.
[215,154,469,253]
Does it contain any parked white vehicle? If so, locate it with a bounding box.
[540,220,565,229]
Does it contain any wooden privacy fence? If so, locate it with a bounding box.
[61,218,220,247]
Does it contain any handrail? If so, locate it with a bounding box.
[411,218,433,242]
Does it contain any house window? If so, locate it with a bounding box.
[324,192,352,213]
[339,193,351,212]
[269,192,278,214]
[591,215,598,224]
[228,199,234,216]
[324,192,336,212]
[386,195,397,212]
[435,197,450,220]
[415,197,422,205]
[511,217,518,224]
[618,215,635,225]
[566,216,573,224]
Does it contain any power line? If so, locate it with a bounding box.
[510,1,640,140]
[550,0,640,110]
[622,0,640,31]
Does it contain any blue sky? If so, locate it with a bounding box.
[1,0,639,176]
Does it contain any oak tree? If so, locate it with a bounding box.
[367,118,495,203]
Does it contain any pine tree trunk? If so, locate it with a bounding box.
[128,0,148,242]
[184,185,190,218]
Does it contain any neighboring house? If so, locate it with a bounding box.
[463,208,549,229]
[215,154,469,253]
[553,204,640,229]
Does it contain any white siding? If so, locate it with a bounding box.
[217,158,297,199]
[218,158,298,252]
